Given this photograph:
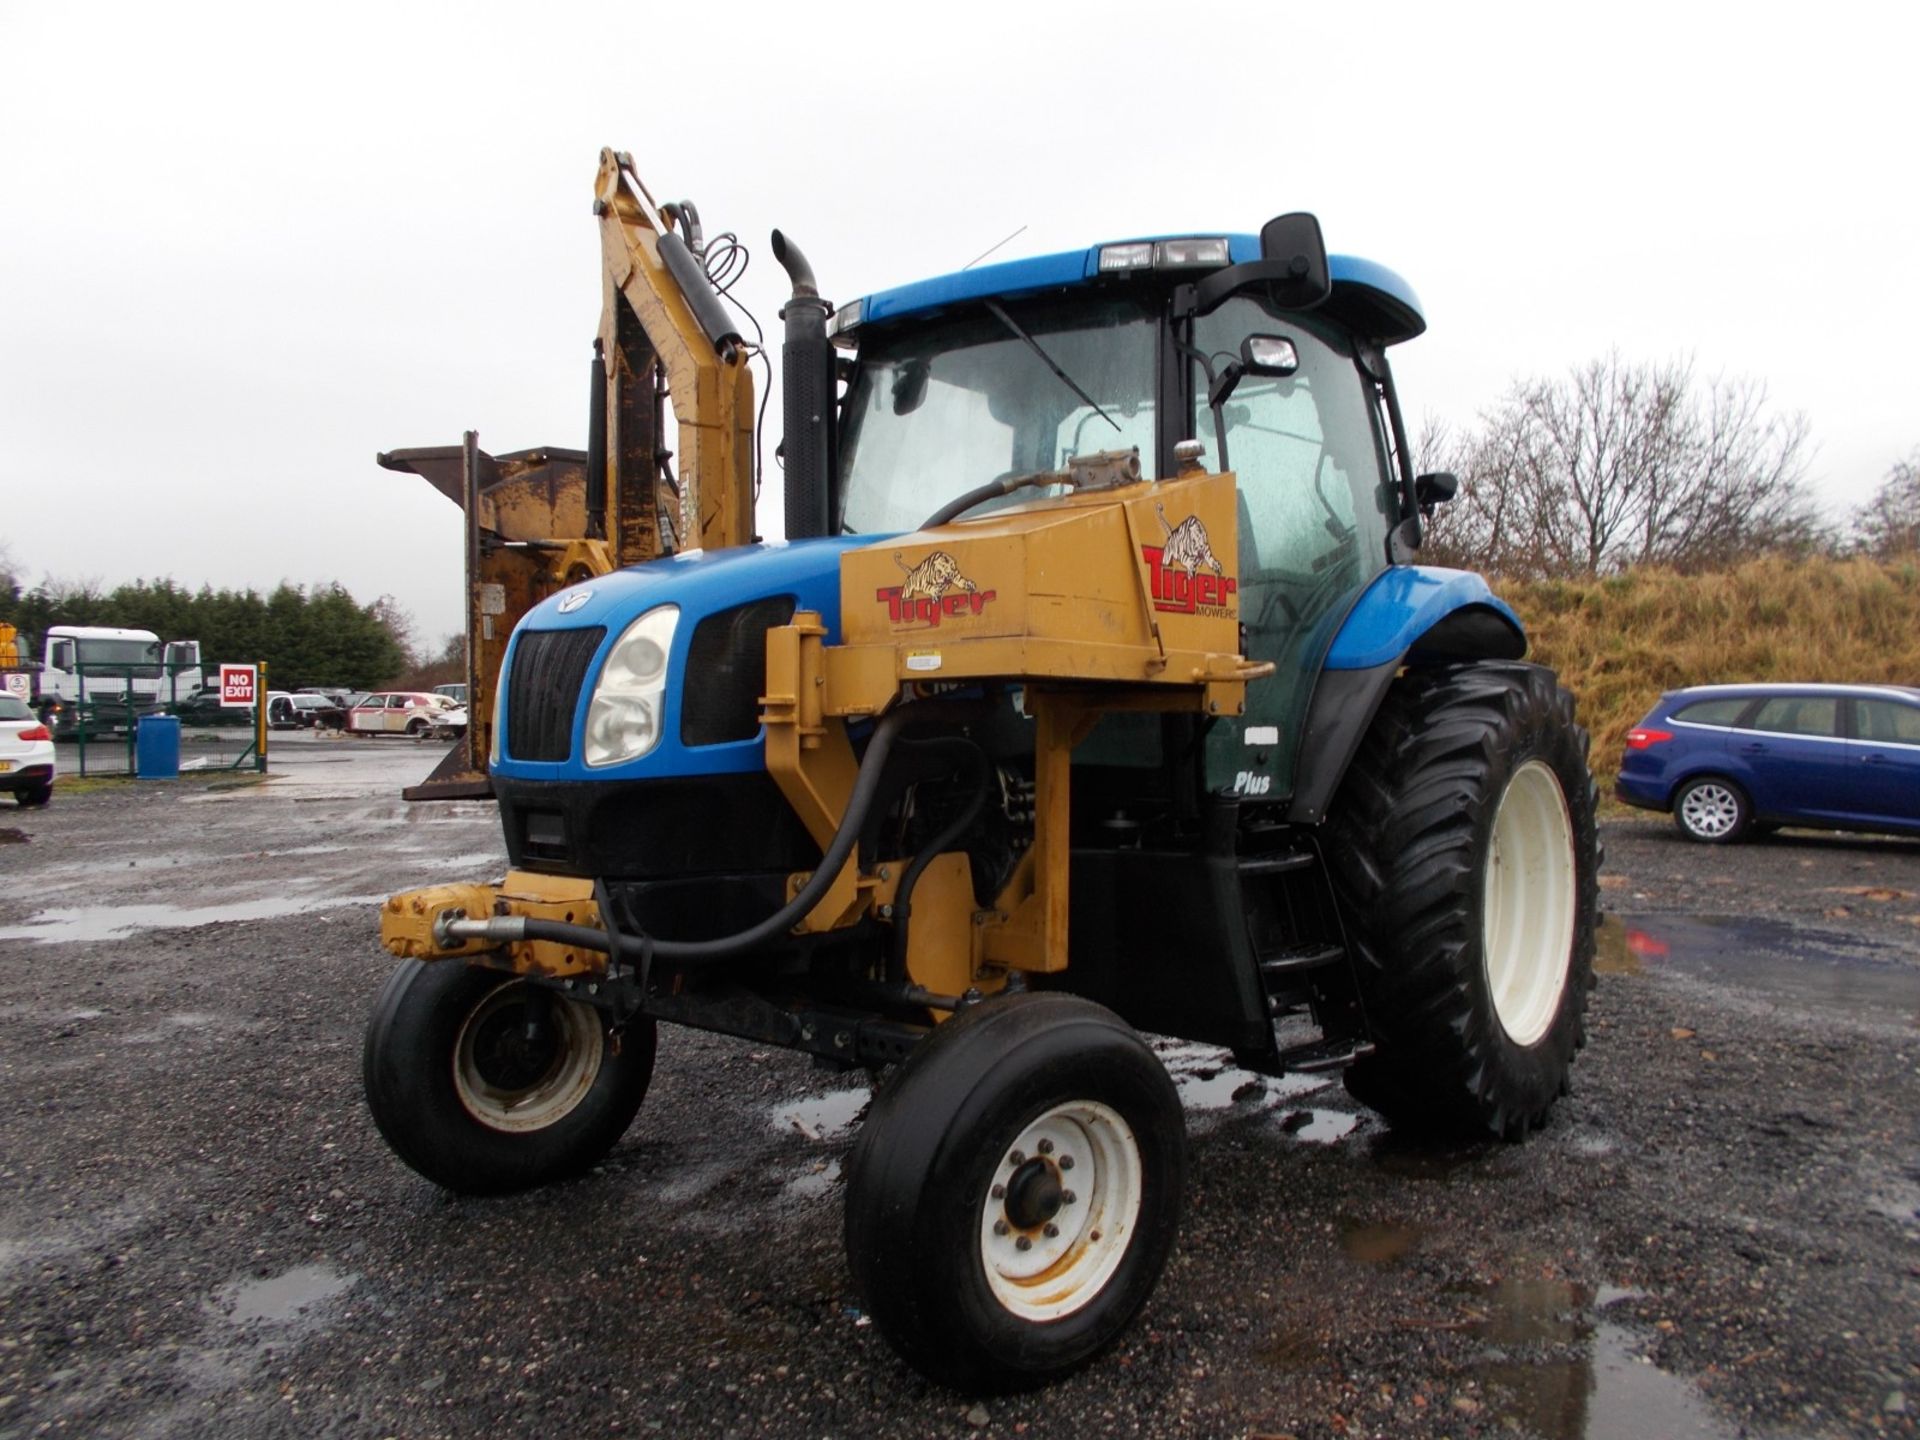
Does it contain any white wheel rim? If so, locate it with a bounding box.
[452,981,604,1133]
[1482,759,1577,1047]
[978,1100,1143,1323]
[1679,782,1740,838]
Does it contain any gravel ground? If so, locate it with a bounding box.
[0,745,1916,1439]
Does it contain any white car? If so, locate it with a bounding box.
[425,705,468,740]
[0,692,56,807]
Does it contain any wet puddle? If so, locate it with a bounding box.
[1451,1276,1734,1439]
[1154,1041,1354,1143]
[783,1158,842,1201]
[212,1262,358,1326]
[1339,1216,1424,1266]
[0,827,27,845]
[769,1088,870,1141]
[0,892,385,944]
[1606,914,1920,1028]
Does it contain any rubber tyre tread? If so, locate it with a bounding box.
[1323,662,1599,1141]
[843,992,1184,1393]
[362,959,655,1195]
[1671,774,1751,844]
[18,784,51,808]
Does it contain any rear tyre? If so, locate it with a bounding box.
[18,783,51,808]
[1324,662,1599,1140]
[406,717,429,737]
[844,993,1184,1392]
[1672,775,1750,844]
[362,959,655,1194]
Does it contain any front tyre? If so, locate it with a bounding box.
[362,959,655,1194]
[844,993,1184,1393]
[1324,662,1599,1140]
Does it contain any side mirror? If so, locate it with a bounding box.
[891,358,930,416]
[1206,334,1302,412]
[1415,471,1458,516]
[50,641,74,671]
[1191,212,1332,316]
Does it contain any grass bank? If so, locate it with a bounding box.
[1497,553,1920,789]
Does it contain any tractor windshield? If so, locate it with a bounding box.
[837,295,1159,535]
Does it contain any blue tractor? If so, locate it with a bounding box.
[365,152,1600,1392]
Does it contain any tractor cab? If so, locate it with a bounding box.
[829,228,1428,803]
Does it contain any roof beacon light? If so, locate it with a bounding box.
[1155,237,1230,268]
[1097,242,1155,273]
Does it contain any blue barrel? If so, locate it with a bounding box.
[135,714,181,779]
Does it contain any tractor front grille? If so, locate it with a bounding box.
[681,597,795,747]
[506,627,604,761]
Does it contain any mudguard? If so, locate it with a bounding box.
[1288,567,1527,824]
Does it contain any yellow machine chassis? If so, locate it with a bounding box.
[383,460,1269,1019]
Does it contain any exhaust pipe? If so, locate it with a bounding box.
[773,229,835,541]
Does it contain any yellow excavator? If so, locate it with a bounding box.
[364,149,1601,1392]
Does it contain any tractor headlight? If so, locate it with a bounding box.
[583,606,678,768]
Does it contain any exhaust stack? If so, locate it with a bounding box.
[773,230,835,541]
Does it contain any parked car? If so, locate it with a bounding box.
[269,692,346,730]
[0,692,55,807]
[348,691,452,736]
[167,693,255,728]
[432,683,467,706]
[1617,683,1920,842]
[297,686,355,709]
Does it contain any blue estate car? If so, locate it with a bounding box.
[1616,683,1920,842]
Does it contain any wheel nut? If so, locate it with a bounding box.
[1062,1190,1076,1205]
[1015,1236,1032,1251]
[1043,1222,1059,1238]
[1009,1150,1025,1167]
[1037,1138,1054,1155]
[991,1183,1006,1200]
[1059,1155,1075,1170]
[993,1220,1009,1236]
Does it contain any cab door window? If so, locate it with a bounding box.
[1191,300,1397,799]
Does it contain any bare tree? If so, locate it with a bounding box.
[1851,449,1920,556]
[1422,354,1823,578]
[368,594,420,670]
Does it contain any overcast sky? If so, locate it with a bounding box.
[3,2,1914,649]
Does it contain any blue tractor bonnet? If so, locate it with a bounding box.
[495,535,871,782]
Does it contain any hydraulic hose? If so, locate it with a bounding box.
[438,701,981,963]
[887,736,992,979]
[920,470,1053,531]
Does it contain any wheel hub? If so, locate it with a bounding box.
[978,1101,1144,1323]
[452,980,605,1134]
[1003,1158,1064,1230]
[1482,758,1577,1047]
[471,1000,561,1091]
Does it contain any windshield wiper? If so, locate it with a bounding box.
[983,299,1121,434]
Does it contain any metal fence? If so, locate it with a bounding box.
[41,662,265,777]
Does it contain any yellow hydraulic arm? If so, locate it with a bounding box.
[386,150,759,799]
[594,149,757,555]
